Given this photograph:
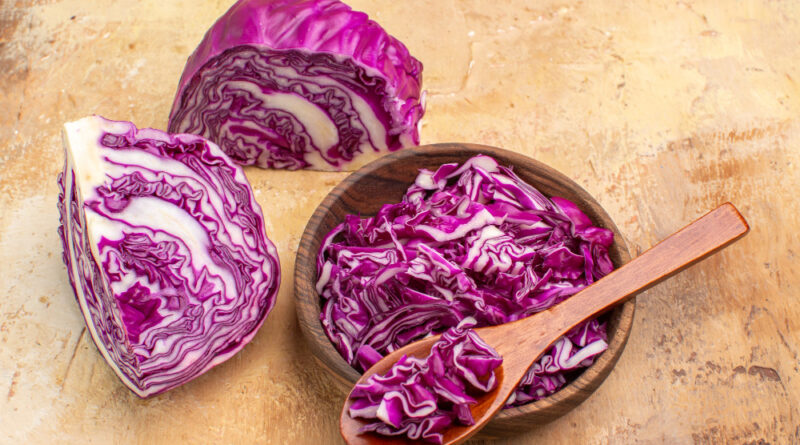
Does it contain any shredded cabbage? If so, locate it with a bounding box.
[317,154,613,406]
[349,319,502,444]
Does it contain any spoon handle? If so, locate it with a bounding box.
[521,202,749,355]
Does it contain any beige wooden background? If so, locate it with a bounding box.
[1,0,798,443]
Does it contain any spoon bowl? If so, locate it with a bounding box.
[340,203,749,445]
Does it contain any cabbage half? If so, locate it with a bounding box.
[57,116,280,397]
[168,0,425,171]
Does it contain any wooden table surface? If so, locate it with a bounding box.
[1,1,797,443]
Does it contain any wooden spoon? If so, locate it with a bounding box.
[340,202,749,445]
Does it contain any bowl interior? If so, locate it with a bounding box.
[294,143,635,437]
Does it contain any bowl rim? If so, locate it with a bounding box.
[294,143,635,429]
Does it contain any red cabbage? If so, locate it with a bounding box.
[168,0,424,171]
[317,154,613,406]
[57,116,280,397]
[349,319,502,444]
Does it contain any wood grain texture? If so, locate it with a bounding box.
[1,0,798,444]
[338,203,747,445]
[295,143,636,438]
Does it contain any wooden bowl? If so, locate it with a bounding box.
[294,143,635,438]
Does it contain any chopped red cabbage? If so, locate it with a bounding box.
[349,319,502,444]
[317,154,613,406]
